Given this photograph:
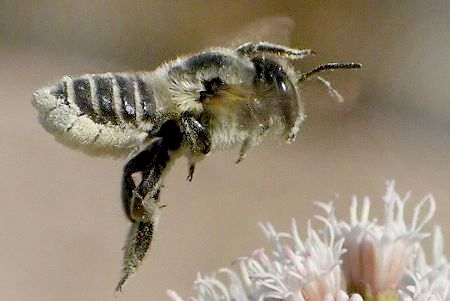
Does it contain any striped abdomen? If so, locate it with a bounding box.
[56,73,157,125]
[32,73,158,157]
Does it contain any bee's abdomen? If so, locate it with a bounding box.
[32,73,156,158]
[57,73,156,125]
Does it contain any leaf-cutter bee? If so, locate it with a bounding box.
[32,41,361,290]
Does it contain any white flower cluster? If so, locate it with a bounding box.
[168,182,449,301]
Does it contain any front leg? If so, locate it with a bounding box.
[235,137,251,164]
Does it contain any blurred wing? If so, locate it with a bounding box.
[211,15,295,48]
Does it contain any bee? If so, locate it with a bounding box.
[32,41,361,291]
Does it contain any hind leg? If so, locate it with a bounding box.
[116,142,173,291]
[117,121,183,291]
[122,138,165,222]
[122,120,183,222]
[116,216,159,292]
[116,188,163,292]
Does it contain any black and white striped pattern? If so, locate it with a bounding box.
[52,73,156,125]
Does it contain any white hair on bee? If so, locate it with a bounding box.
[169,76,204,115]
[32,76,148,158]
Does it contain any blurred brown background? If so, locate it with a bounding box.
[1,1,449,300]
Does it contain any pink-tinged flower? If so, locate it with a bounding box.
[400,267,449,301]
[430,227,449,275]
[399,227,450,301]
[168,219,362,301]
[167,269,250,301]
[242,220,346,301]
[317,181,436,299]
[168,182,447,301]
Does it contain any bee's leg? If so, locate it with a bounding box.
[117,120,183,291]
[122,138,164,222]
[236,42,315,60]
[129,142,171,222]
[187,163,195,182]
[122,120,183,222]
[186,152,206,182]
[180,114,210,182]
[236,123,269,164]
[117,144,169,292]
[235,138,251,164]
[181,114,211,155]
[116,206,160,292]
[181,113,211,155]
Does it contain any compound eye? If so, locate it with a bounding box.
[200,77,225,101]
